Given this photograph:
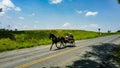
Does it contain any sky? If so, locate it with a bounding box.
[0,0,120,32]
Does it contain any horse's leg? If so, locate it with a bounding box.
[62,42,65,47]
[59,41,63,48]
[63,40,67,46]
[55,43,59,49]
[50,43,54,50]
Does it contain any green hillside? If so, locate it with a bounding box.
[0,30,116,52]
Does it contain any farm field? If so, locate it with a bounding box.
[0,30,117,52]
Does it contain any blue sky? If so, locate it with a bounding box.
[0,0,120,32]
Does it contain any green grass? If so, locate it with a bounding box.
[0,30,117,52]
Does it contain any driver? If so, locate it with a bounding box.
[65,33,73,41]
[65,33,69,41]
[69,33,73,40]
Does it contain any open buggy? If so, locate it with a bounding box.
[61,33,75,47]
[49,33,75,50]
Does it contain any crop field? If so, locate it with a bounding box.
[0,30,116,52]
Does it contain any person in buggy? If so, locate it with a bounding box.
[65,33,74,41]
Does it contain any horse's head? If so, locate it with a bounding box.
[49,33,55,39]
[49,33,52,39]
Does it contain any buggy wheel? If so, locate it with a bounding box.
[72,41,75,47]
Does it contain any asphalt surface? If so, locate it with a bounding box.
[0,35,120,68]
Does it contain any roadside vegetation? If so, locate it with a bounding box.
[0,29,118,52]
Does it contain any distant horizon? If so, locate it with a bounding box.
[0,23,119,32]
[1,28,118,33]
[0,0,120,32]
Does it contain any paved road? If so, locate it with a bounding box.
[0,35,120,68]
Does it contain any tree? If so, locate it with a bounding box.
[15,28,18,31]
[117,30,120,32]
[108,30,111,33]
[118,0,120,4]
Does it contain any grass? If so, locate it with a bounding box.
[0,30,118,52]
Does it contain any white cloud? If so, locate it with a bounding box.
[0,0,14,11]
[85,11,98,16]
[76,10,98,17]
[62,22,71,27]
[18,16,24,20]
[0,0,21,17]
[2,0,14,8]
[14,7,21,11]
[79,24,100,31]
[50,0,63,4]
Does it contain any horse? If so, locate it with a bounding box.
[49,33,64,50]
